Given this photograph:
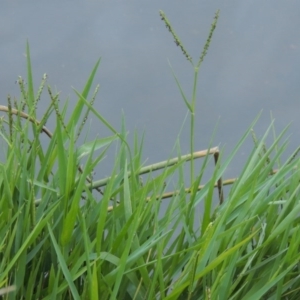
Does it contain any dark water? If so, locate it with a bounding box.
[1,1,300,183]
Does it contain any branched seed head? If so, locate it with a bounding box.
[197,10,219,68]
[48,85,69,136]
[288,146,300,164]
[75,84,99,142]
[7,95,13,142]
[159,10,192,62]
[35,73,48,107]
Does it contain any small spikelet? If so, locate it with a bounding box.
[197,10,220,68]
[159,10,193,62]
[7,95,13,143]
[48,85,69,137]
[76,84,99,142]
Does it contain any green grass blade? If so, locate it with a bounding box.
[48,225,80,300]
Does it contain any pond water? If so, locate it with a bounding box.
[1,1,300,185]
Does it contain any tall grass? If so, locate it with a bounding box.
[1,11,300,300]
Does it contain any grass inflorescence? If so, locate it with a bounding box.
[1,11,300,300]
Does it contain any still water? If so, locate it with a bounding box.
[1,1,300,183]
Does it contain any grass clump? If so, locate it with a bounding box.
[1,10,300,300]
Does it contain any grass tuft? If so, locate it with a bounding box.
[0,10,300,300]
